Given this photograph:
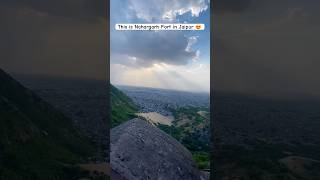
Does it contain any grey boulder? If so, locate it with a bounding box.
[111,118,201,180]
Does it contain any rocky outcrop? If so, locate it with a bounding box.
[110,118,201,180]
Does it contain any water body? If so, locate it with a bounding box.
[136,112,174,126]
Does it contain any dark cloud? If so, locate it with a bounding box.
[111,31,198,67]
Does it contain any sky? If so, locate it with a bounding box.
[0,0,107,80]
[110,0,211,93]
[2,0,320,98]
[214,0,320,99]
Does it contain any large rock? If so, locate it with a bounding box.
[111,118,201,180]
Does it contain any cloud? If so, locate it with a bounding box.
[110,0,207,68]
[111,63,210,92]
[186,36,198,52]
[111,31,199,67]
[110,0,210,92]
[125,0,209,22]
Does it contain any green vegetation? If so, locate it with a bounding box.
[157,124,184,140]
[0,69,99,180]
[172,106,209,126]
[158,106,211,170]
[193,152,210,170]
[110,85,137,127]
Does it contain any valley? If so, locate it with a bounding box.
[116,85,211,171]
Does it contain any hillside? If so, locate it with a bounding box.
[0,69,99,180]
[13,74,109,163]
[110,85,137,127]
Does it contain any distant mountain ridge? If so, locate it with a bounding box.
[0,69,96,179]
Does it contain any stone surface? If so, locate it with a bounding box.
[111,118,201,180]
